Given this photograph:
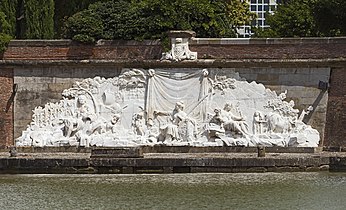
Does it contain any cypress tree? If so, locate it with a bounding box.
[19,0,54,39]
[0,0,18,36]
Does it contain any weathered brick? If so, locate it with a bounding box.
[0,68,14,147]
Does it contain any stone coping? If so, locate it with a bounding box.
[190,37,346,45]
[7,37,346,47]
[1,146,323,154]
[1,58,346,68]
[7,39,161,47]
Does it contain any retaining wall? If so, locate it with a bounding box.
[1,37,346,147]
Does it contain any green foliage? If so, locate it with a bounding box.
[19,0,55,39]
[63,0,256,42]
[254,0,346,37]
[134,0,255,39]
[54,0,100,38]
[0,32,11,52]
[0,0,17,36]
[0,11,12,52]
[63,0,139,43]
[225,0,256,27]
[63,9,103,43]
[88,1,144,40]
[313,0,346,36]
[252,27,279,38]
[265,0,318,37]
[0,11,10,33]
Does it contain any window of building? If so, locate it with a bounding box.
[264,5,269,11]
[238,0,279,37]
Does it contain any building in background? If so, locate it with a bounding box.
[237,0,282,37]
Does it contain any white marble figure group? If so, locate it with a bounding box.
[16,68,320,148]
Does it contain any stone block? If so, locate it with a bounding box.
[91,147,143,158]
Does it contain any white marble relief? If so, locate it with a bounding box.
[16,68,320,147]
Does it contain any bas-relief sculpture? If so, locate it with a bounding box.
[16,68,320,148]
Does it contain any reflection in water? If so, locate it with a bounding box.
[0,172,346,210]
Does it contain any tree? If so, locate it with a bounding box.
[54,0,99,38]
[0,0,17,36]
[127,0,255,39]
[135,0,236,39]
[63,0,139,42]
[0,0,16,52]
[254,0,346,37]
[17,0,55,39]
[265,0,318,37]
[63,0,256,42]
[0,11,12,52]
[314,0,346,36]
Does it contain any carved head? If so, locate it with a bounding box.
[175,101,185,111]
[223,102,233,111]
[214,108,221,116]
[202,69,209,77]
[77,95,87,106]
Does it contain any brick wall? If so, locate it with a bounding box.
[190,38,346,60]
[2,40,163,61]
[0,68,14,148]
[324,67,346,147]
[2,38,346,61]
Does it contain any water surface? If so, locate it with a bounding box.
[0,172,345,210]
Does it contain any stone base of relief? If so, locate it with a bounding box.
[16,68,320,148]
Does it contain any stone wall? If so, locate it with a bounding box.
[230,67,330,142]
[14,66,122,139]
[1,37,346,147]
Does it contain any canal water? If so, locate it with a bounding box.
[0,172,345,210]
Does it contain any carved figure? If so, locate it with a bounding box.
[154,101,197,143]
[253,111,267,134]
[105,114,121,133]
[132,111,146,136]
[207,108,226,139]
[63,95,97,147]
[219,102,249,136]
